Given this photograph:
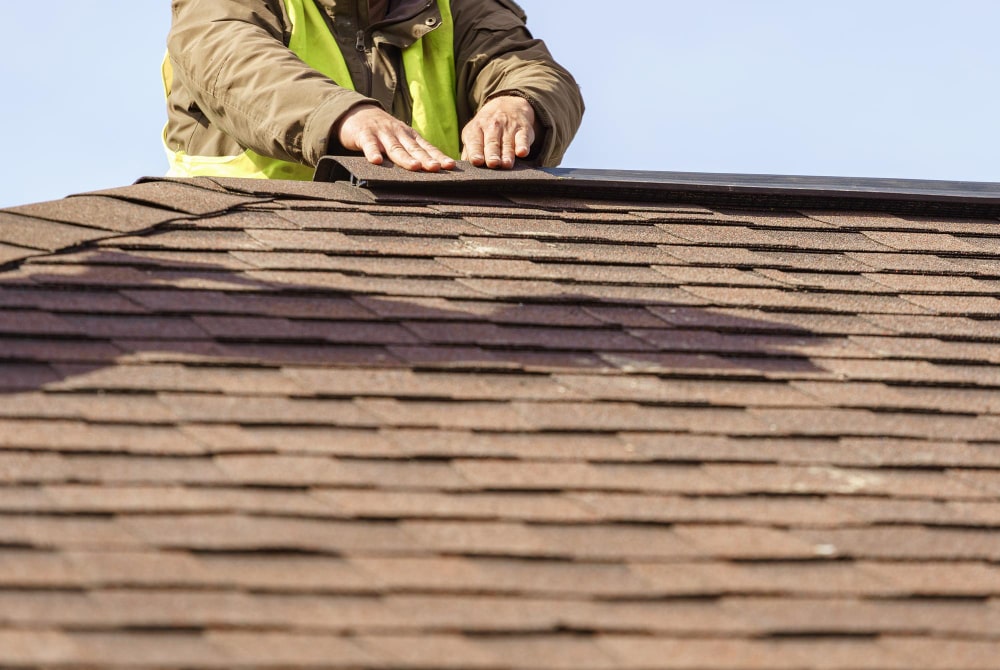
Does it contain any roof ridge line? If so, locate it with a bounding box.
[317,157,1000,218]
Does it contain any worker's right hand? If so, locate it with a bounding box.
[335,104,455,172]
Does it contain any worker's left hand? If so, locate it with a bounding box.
[461,96,541,169]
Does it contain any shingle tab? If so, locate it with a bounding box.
[0,212,108,252]
[6,196,184,233]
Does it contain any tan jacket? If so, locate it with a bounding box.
[165,0,584,168]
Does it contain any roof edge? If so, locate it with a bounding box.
[315,157,1000,217]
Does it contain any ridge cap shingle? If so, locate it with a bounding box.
[319,157,1000,217]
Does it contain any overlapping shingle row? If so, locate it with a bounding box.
[0,168,998,668]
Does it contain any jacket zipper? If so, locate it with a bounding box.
[355,1,435,99]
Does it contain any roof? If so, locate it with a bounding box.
[1,160,999,668]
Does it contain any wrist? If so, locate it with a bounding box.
[485,92,543,148]
[328,103,382,155]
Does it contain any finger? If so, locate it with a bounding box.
[463,126,486,166]
[357,130,385,165]
[514,125,533,159]
[405,134,454,172]
[379,125,423,171]
[378,130,423,171]
[386,143,422,171]
[415,135,456,170]
[398,136,442,172]
[483,120,504,169]
[501,125,518,169]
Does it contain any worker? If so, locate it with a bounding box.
[164,0,585,179]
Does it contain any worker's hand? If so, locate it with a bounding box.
[336,104,456,172]
[462,96,541,169]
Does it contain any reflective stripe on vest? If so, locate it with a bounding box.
[163,0,459,180]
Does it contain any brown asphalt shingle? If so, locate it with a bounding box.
[1,166,1000,668]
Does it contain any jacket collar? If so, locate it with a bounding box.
[372,0,442,49]
[319,0,436,29]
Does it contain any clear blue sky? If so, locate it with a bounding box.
[2,1,999,207]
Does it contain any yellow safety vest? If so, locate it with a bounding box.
[163,0,460,180]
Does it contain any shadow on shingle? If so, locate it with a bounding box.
[0,251,831,394]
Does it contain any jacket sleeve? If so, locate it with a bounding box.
[451,0,585,167]
[167,0,376,166]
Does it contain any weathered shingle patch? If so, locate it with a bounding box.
[1,165,1000,668]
